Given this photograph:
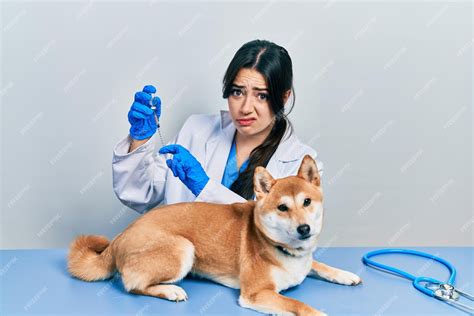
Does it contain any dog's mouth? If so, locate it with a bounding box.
[298,234,313,241]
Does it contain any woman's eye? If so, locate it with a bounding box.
[231,89,242,97]
[303,198,311,207]
[277,204,288,212]
[258,93,269,100]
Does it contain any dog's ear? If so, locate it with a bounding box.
[254,166,276,199]
[297,155,321,187]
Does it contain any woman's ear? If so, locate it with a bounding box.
[283,89,291,105]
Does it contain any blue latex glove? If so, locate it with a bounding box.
[127,85,162,140]
[159,144,210,196]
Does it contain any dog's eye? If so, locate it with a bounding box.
[303,198,311,207]
[277,204,288,212]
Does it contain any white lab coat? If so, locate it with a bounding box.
[112,110,324,214]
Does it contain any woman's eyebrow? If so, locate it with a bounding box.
[231,84,268,91]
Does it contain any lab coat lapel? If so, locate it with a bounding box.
[265,132,300,177]
[204,110,236,183]
[205,110,301,182]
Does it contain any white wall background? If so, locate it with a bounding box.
[1,0,472,248]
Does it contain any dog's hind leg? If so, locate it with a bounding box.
[130,284,188,302]
[120,236,195,302]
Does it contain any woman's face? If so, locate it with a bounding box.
[227,68,275,138]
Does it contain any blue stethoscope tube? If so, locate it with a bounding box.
[363,248,456,296]
[362,248,473,313]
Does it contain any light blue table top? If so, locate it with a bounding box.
[1,247,472,315]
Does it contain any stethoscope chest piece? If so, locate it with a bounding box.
[433,283,460,300]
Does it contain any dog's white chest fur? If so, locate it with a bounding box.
[271,252,313,292]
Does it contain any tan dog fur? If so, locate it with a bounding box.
[68,155,362,315]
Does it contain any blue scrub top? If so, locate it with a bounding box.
[221,134,250,189]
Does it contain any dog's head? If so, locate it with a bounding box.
[253,155,323,252]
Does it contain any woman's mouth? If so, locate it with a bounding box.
[237,118,256,126]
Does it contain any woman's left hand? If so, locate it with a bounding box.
[159,144,210,196]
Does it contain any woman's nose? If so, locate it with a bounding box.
[240,95,254,114]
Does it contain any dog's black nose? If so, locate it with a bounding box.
[297,224,311,236]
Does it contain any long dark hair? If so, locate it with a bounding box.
[222,39,296,200]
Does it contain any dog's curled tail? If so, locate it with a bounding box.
[67,235,116,281]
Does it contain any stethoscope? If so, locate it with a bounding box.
[362,248,474,314]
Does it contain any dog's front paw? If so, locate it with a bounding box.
[332,269,362,286]
[306,309,328,316]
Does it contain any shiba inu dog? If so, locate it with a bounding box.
[68,155,361,315]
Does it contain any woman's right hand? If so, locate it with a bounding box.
[128,85,162,140]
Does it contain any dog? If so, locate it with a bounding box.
[68,155,362,315]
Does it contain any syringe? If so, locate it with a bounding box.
[149,96,160,111]
[149,95,165,147]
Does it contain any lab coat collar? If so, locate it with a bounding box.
[204,110,304,183]
[218,110,302,163]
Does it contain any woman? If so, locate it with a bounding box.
[112,39,323,214]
